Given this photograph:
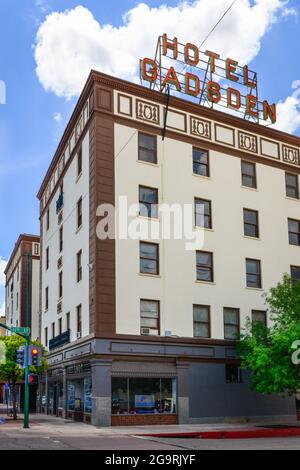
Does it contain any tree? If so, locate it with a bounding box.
[0,335,48,420]
[238,274,300,396]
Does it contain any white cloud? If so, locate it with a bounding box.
[0,257,7,287]
[53,112,62,122]
[34,1,295,100]
[273,81,300,134]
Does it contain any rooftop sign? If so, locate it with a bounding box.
[140,34,276,125]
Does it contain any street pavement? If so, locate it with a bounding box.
[1,414,300,450]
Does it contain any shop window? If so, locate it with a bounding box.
[226,364,242,384]
[111,377,177,415]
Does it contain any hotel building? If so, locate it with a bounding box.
[37,71,300,426]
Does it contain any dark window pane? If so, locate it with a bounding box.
[252,310,266,325]
[224,324,239,339]
[224,309,239,325]
[291,266,300,284]
[246,259,260,274]
[139,186,158,218]
[193,305,209,322]
[196,251,213,282]
[195,199,211,228]
[193,149,209,177]
[112,377,128,414]
[138,133,156,163]
[194,323,210,338]
[286,173,299,199]
[226,364,242,383]
[241,161,256,188]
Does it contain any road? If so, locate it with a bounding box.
[1,414,300,450]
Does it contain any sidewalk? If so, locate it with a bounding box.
[1,413,300,439]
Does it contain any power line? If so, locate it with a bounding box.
[199,0,237,50]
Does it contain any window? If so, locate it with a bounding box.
[77,250,82,282]
[77,197,82,229]
[77,305,82,336]
[196,251,213,282]
[243,209,259,238]
[226,364,242,384]
[286,173,299,199]
[224,308,240,340]
[45,327,48,347]
[193,148,209,177]
[66,312,70,331]
[193,305,210,338]
[291,265,300,285]
[46,208,50,231]
[139,186,158,218]
[77,146,82,176]
[138,133,157,164]
[195,198,212,228]
[51,322,55,339]
[140,300,159,333]
[58,271,63,298]
[58,318,62,336]
[46,247,49,270]
[246,258,262,288]
[140,242,159,275]
[241,161,256,188]
[112,377,176,415]
[45,287,49,310]
[34,243,39,255]
[252,310,267,326]
[288,218,300,246]
[59,226,63,252]
[16,293,18,310]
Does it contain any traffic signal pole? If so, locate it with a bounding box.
[23,253,31,429]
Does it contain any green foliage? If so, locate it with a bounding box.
[238,275,300,395]
[0,335,48,383]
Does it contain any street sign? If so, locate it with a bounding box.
[11,327,30,336]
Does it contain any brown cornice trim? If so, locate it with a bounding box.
[95,332,236,347]
[5,234,40,275]
[90,70,300,146]
[37,70,300,203]
[115,115,300,174]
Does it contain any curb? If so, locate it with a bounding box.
[142,427,300,440]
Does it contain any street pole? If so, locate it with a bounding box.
[23,253,31,429]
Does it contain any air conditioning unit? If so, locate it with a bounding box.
[77,332,82,339]
[141,328,158,336]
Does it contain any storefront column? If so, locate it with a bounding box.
[91,359,112,427]
[176,361,190,424]
[62,367,67,419]
[45,373,49,415]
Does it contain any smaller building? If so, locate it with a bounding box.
[4,234,40,340]
[0,316,6,336]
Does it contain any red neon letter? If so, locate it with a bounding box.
[185,73,200,97]
[162,67,182,92]
[184,43,199,66]
[226,58,239,82]
[246,94,258,117]
[227,87,241,110]
[243,65,255,88]
[207,81,221,104]
[205,51,220,73]
[162,33,178,59]
[141,58,158,83]
[263,100,276,124]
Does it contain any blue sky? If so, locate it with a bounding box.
[0,0,300,312]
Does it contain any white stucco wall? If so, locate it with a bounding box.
[41,131,90,347]
[115,123,300,339]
